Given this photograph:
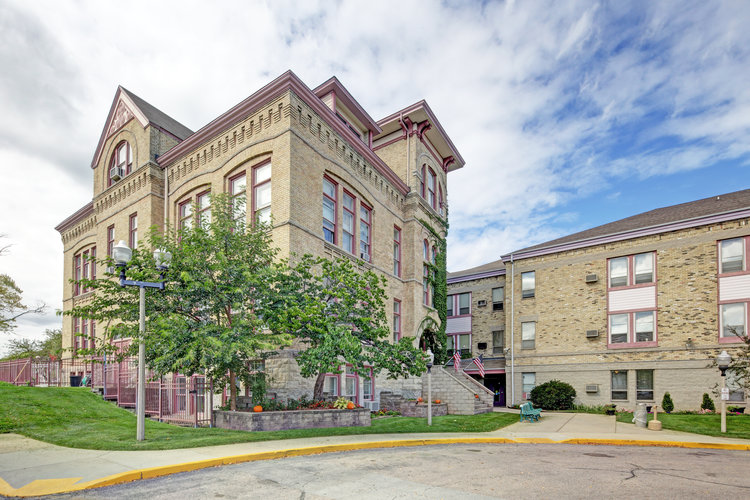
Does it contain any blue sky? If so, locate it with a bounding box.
[0,0,749,352]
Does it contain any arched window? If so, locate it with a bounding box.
[423,239,430,306]
[108,141,132,186]
[438,185,444,216]
[420,164,426,197]
[427,168,436,209]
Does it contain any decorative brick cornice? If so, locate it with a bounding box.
[55,202,94,234]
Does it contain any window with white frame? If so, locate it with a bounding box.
[393,226,401,277]
[720,238,745,273]
[323,375,338,396]
[342,191,356,254]
[196,191,211,228]
[492,287,504,311]
[253,163,271,224]
[521,321,535,349]
[362,373,373,401]
[229,172,246,222]
[179,200,193,231]
[108,141,132,186]
[107,225,115,257]
[522,271,535,298]
[609,311,655,344]
[129,213,138,248]
[427,167,436,209]
[492,330,504,354]
[447,334,470,358]
[360,204,371,261]
[393,299,401,342]
[721,303,746,338]
[609,252,654,287]
[522,372,535,396]
[323,178,337,243]
[611,371,627,400]
[447,293,470,317]
[636,370,653,400]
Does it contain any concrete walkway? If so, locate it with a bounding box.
[1,412,749,497]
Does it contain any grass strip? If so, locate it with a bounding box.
[615,411,750,440]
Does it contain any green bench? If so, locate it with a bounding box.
[520,402,542,422]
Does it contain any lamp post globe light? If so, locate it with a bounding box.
[717,350,732,434]
[426,349,434,426]
[114,241,171,441]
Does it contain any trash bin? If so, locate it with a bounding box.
[633,403,648,428]
[70,375,82,387]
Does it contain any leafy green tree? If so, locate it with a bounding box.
[0,237,45,334]
[529,379,576,410]
[265,255,427,400]
[1,329,61,360]
[65,194,293,410]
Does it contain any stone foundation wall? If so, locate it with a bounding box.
[214,408,371,432]
[426,367,494,415]
[379,392,448,417]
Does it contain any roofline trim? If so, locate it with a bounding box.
[55,202,94,233]
[502,207,750,262]
[90,87,150,169]
[157,70,409,195]
[447,268,506,284]
[312,77,382,134]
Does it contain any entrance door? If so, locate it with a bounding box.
[483,374,506,407]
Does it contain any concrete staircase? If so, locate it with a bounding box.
[421,366,494,415]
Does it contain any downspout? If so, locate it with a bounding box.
[163,163,169,228]
[510,254,515,407]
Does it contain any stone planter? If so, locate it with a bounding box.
[214,408,371,432]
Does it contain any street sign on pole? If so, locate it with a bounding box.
[721,387,729,401]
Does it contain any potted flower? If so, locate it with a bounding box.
[604,404,616,416]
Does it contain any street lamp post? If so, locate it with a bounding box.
[426,349,434,426]
[717,350,732,434]
[113,241,171,442]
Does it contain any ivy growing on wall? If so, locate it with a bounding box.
[419,212,449,365]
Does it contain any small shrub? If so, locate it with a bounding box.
[529,379,576,410]
[701,393,715,412]
[661,392,674,413]
[333,397,351,409]
[728,406,745,413]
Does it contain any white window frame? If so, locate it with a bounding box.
[492,287,504,311]
[522,372,535,397]
[636,369,654,401]
[721,302,747,339]
[611,370,628,401]
[720,238,745,274]
[521,271,535,298]
[521,321,535,349]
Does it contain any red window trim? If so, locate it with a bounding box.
[420,164,426,197]
[128,213,138,249]
[178,198,193,231]
[393,225,401,277]
[447,292,472,317]
[342,190,357,254]
[252,161,271,223]
[718,301,748,344]
[427,167,436,209]
[360,202,372,260]
[196,189,211,227]
[393,299,401,342]
[73,317,80,353]
[228,171,247,222]
[323,176,337,244]
[107,225,115,257]
[74,254,81,296]
[108,141,132,187]
[607,310,658,349]
[607,252,657,289]
[90,247,96,281]
[718,236,749,276]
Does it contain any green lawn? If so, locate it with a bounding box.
[616,411,750,440]
[0,383,517,451]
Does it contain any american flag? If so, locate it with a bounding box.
[472,354,486,378]
[452,350,462,372]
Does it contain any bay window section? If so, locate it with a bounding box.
[322,178,336,243]
[253,163,271,224]
[342,192,355,254]
[427,168,436,209]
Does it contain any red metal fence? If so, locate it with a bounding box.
[0,356,212,427]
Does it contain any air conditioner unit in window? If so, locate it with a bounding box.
[586,329,599,338]
[362,401,379,411]
[477,299,487,307]
[360,253,370,262]
[110,167,123,182]
[585,273,598,283]
[585,384,599,393]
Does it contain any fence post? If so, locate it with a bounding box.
[209,378,214,428]
[158,376,163,422]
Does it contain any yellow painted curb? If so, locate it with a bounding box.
[1,437,748,497]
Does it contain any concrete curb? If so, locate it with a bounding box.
[2,437,749,497]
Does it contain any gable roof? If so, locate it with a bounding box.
[90,86,192,169]
[448,259,505,284]
[313,76,382,134]
[503,188,750,261]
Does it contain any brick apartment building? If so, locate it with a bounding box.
[448,189,750,410]
[55,71,464,403]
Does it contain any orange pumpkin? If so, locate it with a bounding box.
[417,397,423,403]
[346,401,355,409]
[253,405,263,412]
[434,399,441,404]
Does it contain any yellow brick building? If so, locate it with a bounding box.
[449,189,750,410]
[56,71,464,403]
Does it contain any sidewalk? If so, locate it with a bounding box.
[2,412,749,497]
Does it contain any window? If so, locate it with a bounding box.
[635,311,654,342]
[423,241,430,306]
[522,271,535,298]
[721,303,746,338]
[90,247,96,281]
[107,225,115,257]
[73,317,80,353]
[720,238,745,273]
[438,185,444,216]
[393,226,401,277]
[108,141,132,186]
[521,321,535,349]
[609,252,655,287]
[420,164,426,198]
[323,375,338,396]
[362,374,373,401]
[74,254,81,296]
[360,204,371,261]
[253,162,271,224]
[727,371,746,402]
[81,319,88,350]
[611,371,627,400]
[344,366,358,403]
[129,213,138,248]
[342,192,356,254]
[636,370,653,400]
[609,311,655,344]
[82,249,89,292]
[323,178,336,243]
[447,293,470,316]
[229,172,247,222]
[522,373,536,396]
[89,320,96,351]
[179,200,193,231]
[492,330,504,354]
[492,287,504,311]
[609,314,628,344]
[427,168,436,209]
[447,334,470,358]
[196,191,211,228]
[393,299,401,342]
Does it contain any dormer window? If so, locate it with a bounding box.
[109,141,132,186]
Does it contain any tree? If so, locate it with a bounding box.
[661,392,674,413]
[0,237,45,334]
[65,194,293,410]
[265,254,427,400]
[1,329,61,360]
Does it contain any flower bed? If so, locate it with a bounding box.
[214,408,371,432]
